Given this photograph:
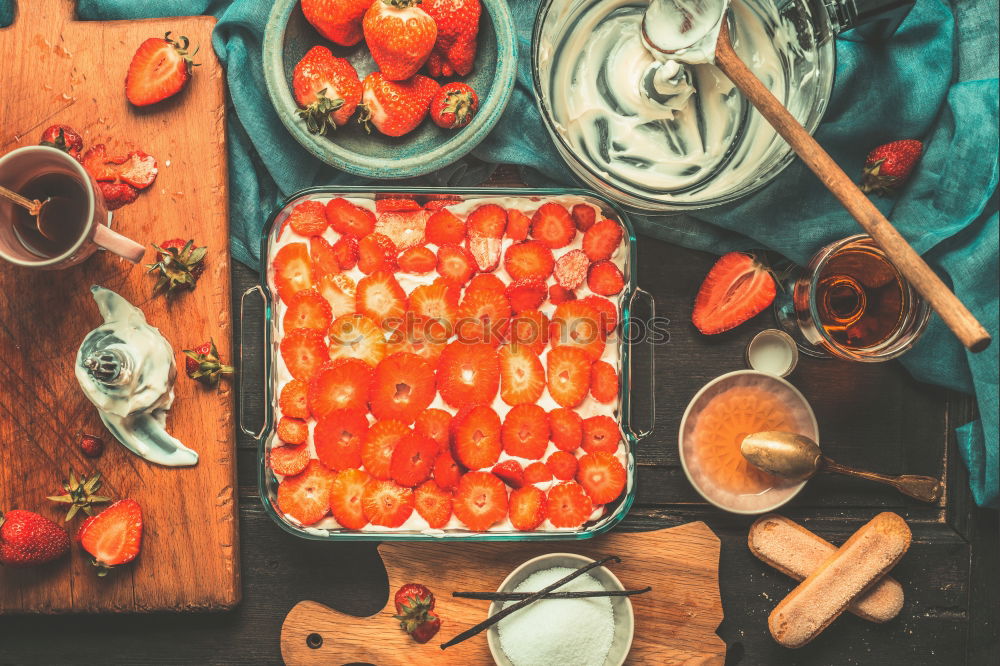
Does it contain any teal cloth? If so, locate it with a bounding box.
[2,0,996,507]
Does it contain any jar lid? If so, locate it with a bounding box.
[746,329,799,377]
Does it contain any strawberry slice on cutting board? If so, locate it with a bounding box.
[692,252,776,335]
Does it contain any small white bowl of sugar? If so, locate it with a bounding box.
[486,553,635,666]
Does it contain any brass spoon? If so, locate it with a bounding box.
[741,431,943,503]
[0,184,61,241]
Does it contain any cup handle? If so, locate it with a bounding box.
[93,224,146,264]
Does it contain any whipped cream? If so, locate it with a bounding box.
[641,0,726,63]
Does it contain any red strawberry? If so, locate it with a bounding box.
[414,480,453,528]
[436,244,477,286]
[506,209,531,241]
[146,238,205,295]
[453,471,507,531]
[467,273,506,295]
[360,72,439,137]
[362,479,414,527]
[371,353,436,424]
[508,485,547,530]
[507,309,549,356]
[385,316,448,364]
[691,252,776,334]
[284,288,333,331]
[452,405,502,470]
[530,203,575,249]
[328,314,387,367]
[498,343,545,406]
[546,450,578,481]
[279,379,310,419]
[501,404,550,459]
[39,124,83,160]
[356,271,407,327]
[414,409,453,451]
[861,139,923,195]
[581,295,617,335]
[329,468,372,529]
[377,198,422,212]
[0,510,69,567]
[314,407,369,470]
[277,460,337,525]
[554,249,589,289]
[504,241,554,281]
[273,242,313,304]
[376,209,430,251]
[505,279,547,313]
[409,282,459,330]
[309,236,342,277]
[546,481,593,527]
[523,461,553,485]
[125,33,197,106]
[391,433,439,487]
[549,407,583,451]
[550,300,606,360]
[331,236,359,270]
[393,581,442,643]
[436,341,499,408]
[308,358,372,416]
[466,204,506,271]
[270,442,310,476]
[76,500,144,575]
[302,0,373,46]
[588,260,624,296]
[280,328,328,381]
[582,219,623,261]
[79,434,105,459]
[288,200,328,237]
[424,198,462,211]
[363,0,437,81]
[590,361,618,403]
[423,0,480,77]
[458,287,510,343]
[581,415,620,454]
[546,346,591,408]
[395,583,435,618]
[115,151,159,189]
[362,419,411,480]
[576,451,626,504]
[492,459,525,488]
[398,246,437,273]
[358,233,398,274]
[277,416,309,445]
[316,271,357,319]
[183,339,234,385]
[98,181,140,210]
[326,198,376,238]
[410,614,442,644]
[430,82,479,129]
[433,451,463,490]
[425,209,466,245]
[549,285,576,305]
[571,203,596,232]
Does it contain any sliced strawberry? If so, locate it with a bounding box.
[498,343,545,406]
[385,316,447,365]
[280,328,328,381]
[453,471,508,531]
[316,271,357,319]
[125,34,195,107]
[467,273,506,295]
[571,203,597,232]
[414,480,452,528]
[550,301,606,360]
[554,249,589,289]
[549,285,576,305]
[492,459,525,489]
[370,352,436,424]
[466,204,506,271]
[580,295,618,335]
[425,210,466,245]
[98,181,139,210]
[506,209,531,241]
[590,361,618,403]
[425,198,462,211]
[376,197,421,212]
[329,468,372,529]
[277,460,337,526]
[549,407,583,451]
[457,287,510,343]
[507,310,549,356]
[358,233,398,274]
[581,415,621,453]
[390,433,439,487]
[436,342,500,408]
[530,203,575,249]
[284,288,333,331]
[362,419,411,480]
[308,358,372,417]
[362,479,414,527]
[356,271,407,327]
[550,455,581,487]
[414,409,452,452]
[582,219,623,261]
[546,481,593,527]
[436,244,476,286]
[576,451,626,504]
[270,442,310,476]
[310,236,342,277]
[314,407,369,470]
[504,241,554,281]
[328,314,387,367]
[326,198,376,237]
[277,416,309,445]
[501,404,550,459]
[398,246,437,273]
[508,485,547,530]
[505,279,547,313]
[433,451,463,491]
[288,200,328,236]
[452,405,502,470]
[588,260,625,296]
[273,243,313,305]
[691,252,777,334]
[376,209,429,251]
[332,236,359,270]
[409,282,459,330]
[76,499,143,572]
[279,379,310,419]
[546,346,591,408]
[523,461,553,485]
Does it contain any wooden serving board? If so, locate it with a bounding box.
[281,523,726,665]
[0,0,237,612]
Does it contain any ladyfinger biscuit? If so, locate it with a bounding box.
[749,514,904,623]
[768,511,911,649]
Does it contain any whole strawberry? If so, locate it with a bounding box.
[79,434,105,459]
[423,0,481,77]
[292,46,363,135]
[363,0,438,81]
[301,0,373,46]
[147,238,207,295]
[393,583,441,644]
[0,510,70,567]
[359,72,439,137]
[860,139,923,196]
[39,125,84,160]
[183,339,234,385]
[430,82,478,129]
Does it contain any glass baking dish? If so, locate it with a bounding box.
[242,187,655,541]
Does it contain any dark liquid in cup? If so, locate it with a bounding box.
[815,247,905,349]
[11,173,88,258]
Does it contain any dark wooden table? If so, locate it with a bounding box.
[0,213,996,665]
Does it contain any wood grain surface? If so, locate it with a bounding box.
[0,0,238,613]
[280,522,726,665]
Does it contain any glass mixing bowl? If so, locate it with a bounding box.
[532,0,837,211]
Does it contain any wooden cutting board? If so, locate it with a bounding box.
[281,523,726,665]
[0,0,237,613]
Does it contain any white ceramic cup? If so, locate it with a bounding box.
[0,146,145,269]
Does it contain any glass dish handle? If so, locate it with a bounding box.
[239,285,272,440]
[627,287,656,440]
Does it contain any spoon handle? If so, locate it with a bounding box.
[0,184,40,215]
[822,458,943,503]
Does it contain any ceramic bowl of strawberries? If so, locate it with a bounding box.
[263,0,516,178]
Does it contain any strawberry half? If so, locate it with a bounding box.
[276,417,309,445]
[590,360,618,403]
[414,480,452,528]
[546,451,579,481]
[550,300,606,361]
[504,241,554,282]
[371,352,436,424]
[457,287,510,343]
[273,242,313,305]
[126,33,198,107]
[531,203,576,248]
[546,481,593,528]
[358,233,399,274]
[506,209,531,241]
[326,198,376,238]
[498,343,545,406]
[581,415,621,454]
[501,404,550,459]
[554,249,589,289]
[453,471,507,531]
[436,341,499,408]
[507,309,549,356]
[398,246,437,273]
[329,468,372,529]
[505,278,547,313]
[391,433,439,487]
[283,288,333,331]
[546,346,591,408]
[280,328,328,381]
[277,461,337,526]
[425,209,466,245]
[356,271,407,327]
[436,244,476,286]
[587,260,625,296]
[279,379,310,419]
[571,204,597,232]
[549,407,583,451]
[362,479,414,527]
[582,219,623,261]
[433,451,463,490]
[76,499,143,575]
[376,209,430,251]
[523,461,553,485]
[414,409,453,452]
[328,314,387,367]
[270,442,310,476]
[492,459,525,489]
[452,405,502,470]
[691,252,777,335]
[316,271,357,319]
[465,204,506,271]
[508,485,547,530]
[409,282,459,330]
[576,451,627,504]
[308,358,372,416]
[362,419,412,480]
[314,407,369,471]
[288,200,329,236]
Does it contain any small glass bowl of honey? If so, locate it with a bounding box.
[679,370,818,514]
